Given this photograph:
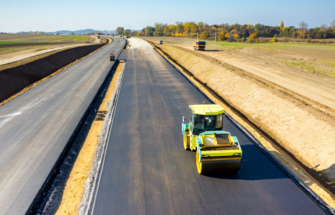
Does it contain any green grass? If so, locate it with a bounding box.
[73,36,89,41]
[1,35,90,43]
[0,41,37,44]
[0,47,31,54]
[284,61,335,78]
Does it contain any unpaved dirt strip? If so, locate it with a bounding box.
[149,41,335,209]
[54,61,124,215]
[0,39,112,108]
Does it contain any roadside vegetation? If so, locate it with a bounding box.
[126,20,335,44]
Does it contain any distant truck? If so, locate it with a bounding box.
[193,41,206,51]
[159,40,163,44]
[97,35,100,39]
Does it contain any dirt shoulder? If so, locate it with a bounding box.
[55,61,124,215]
[146,40,335,208]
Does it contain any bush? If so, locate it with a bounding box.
[234,34,240,42]
[270,37,278,42]
[256,39,259,43]
[248,38,252,43]
[249,33,258,39]
[218,33,225,41]
[306,37,312,43]
[274,34,279,37]
[241,37,245,42]
[200,31,209,39]
[225,33,230,38]
[227,35,235,42]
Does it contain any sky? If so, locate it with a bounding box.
[1,0,334,32]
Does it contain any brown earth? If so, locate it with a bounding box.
[146,41,335,207]
[0,42,106,103]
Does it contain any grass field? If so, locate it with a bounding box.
[0,35,90,43]
[0,34,93,59]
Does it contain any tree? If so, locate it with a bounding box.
[249,32,258,39]
[299,21,308,38]
[154,23,166,36]
[116,27,124,36]
[270,37,278,42]
[331,20,335,30]
[218,32,225,41]
[227,35,235,42]
[70,32,75,35]
[200,31,209,39]
[145,26,155,36]
[198,22,204,29]
[280,21,284,30]
[124,29,131,36]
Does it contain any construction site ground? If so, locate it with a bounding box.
[144,37,335,113]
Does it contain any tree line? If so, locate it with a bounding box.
[120,20,335,41]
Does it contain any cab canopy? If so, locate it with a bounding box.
[189,104,225,116]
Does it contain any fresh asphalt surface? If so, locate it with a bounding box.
[92,38,324,215]
[0,37,125,214]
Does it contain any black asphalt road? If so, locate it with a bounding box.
[0,37,125,215]
[92,38,324,215]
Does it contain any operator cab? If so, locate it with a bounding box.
[188,104,224,135]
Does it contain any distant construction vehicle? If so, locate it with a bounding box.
[182,103,242,174]
[193,41,206,51]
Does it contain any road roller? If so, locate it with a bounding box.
[182,103,242,174]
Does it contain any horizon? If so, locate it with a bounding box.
[1,0,334,32]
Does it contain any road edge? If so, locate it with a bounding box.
[78,60,126,215]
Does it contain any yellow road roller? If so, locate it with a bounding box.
[182,104,242,174]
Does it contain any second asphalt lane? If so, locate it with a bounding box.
[91,38,324,215]
[0,37,125,215]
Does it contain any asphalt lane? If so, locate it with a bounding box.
[92,38,324,215]
[0,37,125,215]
